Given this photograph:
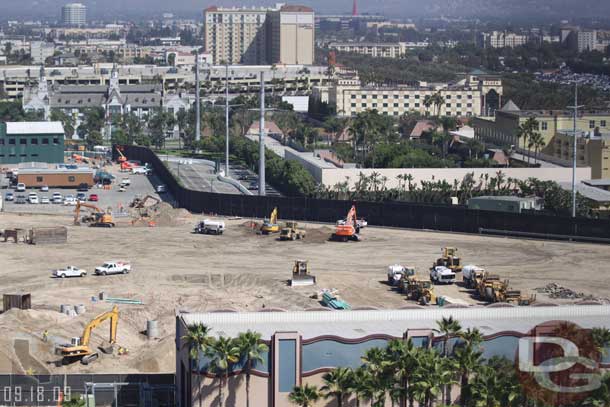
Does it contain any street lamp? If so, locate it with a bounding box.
[567,83,584,219]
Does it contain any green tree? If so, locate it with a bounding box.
[50,109,75,139]
[436,316,462,405]
[321,367,354,407]
[85,130,104,149]
[62,395,85,407]
[237,331,269,407]
[288,384,320,407]
[206,336,240,407]
[148,109,169,149]
[181,323,212,407]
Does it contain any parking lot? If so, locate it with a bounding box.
[1,164,171,215]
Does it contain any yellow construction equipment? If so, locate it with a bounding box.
[129,194,160,209]
[74,202,115,227]
[290,260,316,286]
[279,221,306,241]
[59,305,119,365]
[261,207,280,234]
[404,279,436,305]
[433,247,462,272]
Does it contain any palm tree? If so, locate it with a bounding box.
[411,349,448,407]
[531,132,546,164]
[206,336,241,407]
[181,323,212,407]
[321,367,354,407]
[423,94,434,117]
[591,327,610,356]
[289,384,320,407]
[237,331,269,407]
[436,316,462,405]
[454,330,483,407]
[386,339,419,407]
[431,92,446,117]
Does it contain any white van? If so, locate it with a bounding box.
[16,183,26,192]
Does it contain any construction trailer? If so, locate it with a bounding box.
[3,293,31,312]
[17,167,95,188]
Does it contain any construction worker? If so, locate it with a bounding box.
[42,330,48,342]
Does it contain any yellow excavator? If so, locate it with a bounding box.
[261,207,280,234]
[59,305,119,365]
[74,202,115,227]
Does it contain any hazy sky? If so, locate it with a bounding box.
[3,0,610,20]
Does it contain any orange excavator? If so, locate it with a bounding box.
[330,205,361,242]
[74,202,115,227]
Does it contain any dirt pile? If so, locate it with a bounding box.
[129,202,192,227]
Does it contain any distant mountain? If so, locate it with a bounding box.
[2,0,610,20]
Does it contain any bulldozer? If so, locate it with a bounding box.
[290,260,316,286]
[405,279,436,305]
[433,247,462,273]
[74,202,115,227]
[58,305,119,365]
[279,221,306,241]
[261,208,280,234]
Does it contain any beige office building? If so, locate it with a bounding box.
[203,6,269,65]
[552,131,610,179]
[267,5,315,65]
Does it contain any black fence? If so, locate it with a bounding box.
[119,145,610,243]
[0,373,174,406]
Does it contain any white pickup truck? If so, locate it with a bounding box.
[52,266,86,278]
[95,261,131,276]
[430,266,456,285]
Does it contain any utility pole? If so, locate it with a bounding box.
[258,72,266,196]
[225,62,230,176]
[195,51,201,142]
[568,83,584,218]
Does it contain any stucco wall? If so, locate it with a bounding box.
[320,167,592,189]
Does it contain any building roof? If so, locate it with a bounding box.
[410,120,436,139]
[18,167,95,175]
[583,179,610,187]
[559,182,610,203]
[179,305,610,340]
[469,195,539,202]
[500,99,520,112]
[5,122,64,135]
[280,5,314,12]
[247,121,284,136]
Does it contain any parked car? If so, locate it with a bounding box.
[156,184,167,193]
[28,193,39,204]
[76,192,86,202]
[40,185,49,192]
[77,183,89,191]
[15,195,26,204]
[52,192,63,204]
[52,266,86,278]
[16,183,26,192]
[95,261,131,276]
[4,192,14,201]
[88,194,99,202]
[40,196,50,204]
[121,178,131,186]
[64,195,77,205]
[132,167,151,175]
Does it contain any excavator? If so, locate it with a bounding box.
[433,247,463,273]
[330,205,360,242]
[59,305,119,365]
[74,202,115,227]
[129,194,160,209]
[260,207,280,234]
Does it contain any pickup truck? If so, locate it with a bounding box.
[52,266,86,278]
[95,261,131,276]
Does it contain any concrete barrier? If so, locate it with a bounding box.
[217,174,253,196]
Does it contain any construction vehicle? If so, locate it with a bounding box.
[130,195,160,209]
[462,265,485,289]
[433,247,463,273]
[58,305,119,365]
[330,205,360,242]
[405,279,436,305]
[387,265,415,286]
[430,266,456,284]
[475,273,535,305]
[290,260,316,286]
[195,219,225,235]
[116,146,127,163]
[279,221,306,241]
[260,208,280,234]
[74,202,115,227]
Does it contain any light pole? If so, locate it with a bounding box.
[195,50,201,142]
[567,83,584,218]
[258,72,266,196]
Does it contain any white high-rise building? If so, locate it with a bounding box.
[62,3,87,27]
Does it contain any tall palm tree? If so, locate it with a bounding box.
[288,384,320,407]
[454,339,483,406]
[321,367,354,407]
[237,331,269,407]
[591,327,610,356]
[411,349,448,407]
[436,316,462,405]
[206,336,241,407]
[386,339,419,407]
[181,323,211,407]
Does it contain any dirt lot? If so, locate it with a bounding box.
[1,211,609,375]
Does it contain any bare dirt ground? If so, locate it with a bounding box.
[1,211,610,375]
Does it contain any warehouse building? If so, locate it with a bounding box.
[0,122,65,164]
[176,305,610,407]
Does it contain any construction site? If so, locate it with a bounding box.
[1,195,610,376]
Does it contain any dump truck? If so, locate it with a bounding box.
[462,265,485,289]
[290,260,316,286]
[433,247,462,273]
[279,221,306,241]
